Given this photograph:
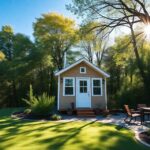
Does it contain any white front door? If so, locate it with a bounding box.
[76,78,91,108]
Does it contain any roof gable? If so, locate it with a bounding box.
[55,58,110,78]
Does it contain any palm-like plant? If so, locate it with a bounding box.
[23,85,55,116]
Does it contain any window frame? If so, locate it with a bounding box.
[92,78,102,96]
[80,67,86,74]
[63,77,75,96]
[79,80,88,93]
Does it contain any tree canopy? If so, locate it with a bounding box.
[34,12,79,70]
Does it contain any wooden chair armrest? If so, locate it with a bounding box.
[131,109,140,114]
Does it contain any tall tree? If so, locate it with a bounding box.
[0,26,37,106]
[79,21,107,66]
[68,0,150,92]
[0,25,14,60]
[33,12,78,70]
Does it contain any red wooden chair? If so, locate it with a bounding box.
[124,105,141,123]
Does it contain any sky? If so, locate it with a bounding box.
[0,0,132,44]
[0,0,79,40]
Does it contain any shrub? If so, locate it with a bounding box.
[51,114,62,120]
[23,85,55,116]
[24,108,31,114]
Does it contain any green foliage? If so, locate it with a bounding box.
[0,13,81,107]
[33,12,79,70]
[69,0,150,107]
[24,108,31,114]
[106,34,150,108]
[0,25,55,107]
[79,21,107,65]
[51,114,62,120]
[2,25,13,33]
[23,86,55,116]
[0,51,5,61]
[29,84,34,101]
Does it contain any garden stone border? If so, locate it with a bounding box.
[104,121,150,147]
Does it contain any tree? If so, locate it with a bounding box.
[68,0,150,94]
[105,33,150,107]
[0,51,5,61]
[79,22,96,63]
[79,21,107,66]
[33,12,78,70]
[0,25,14,60]
[0,25,38,106]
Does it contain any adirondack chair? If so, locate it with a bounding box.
[124,105,141,123]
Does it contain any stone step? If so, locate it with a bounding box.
[77,110,95,113]
[77,111,95,114]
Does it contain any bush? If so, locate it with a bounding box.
[51,114,62,120]
[24,108,31,114]
[23,85,55,116]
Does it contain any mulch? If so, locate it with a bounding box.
[12,111,52,120]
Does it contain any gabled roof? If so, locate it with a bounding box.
[55,58,110,78]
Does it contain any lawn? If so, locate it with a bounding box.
[0,108,149,150]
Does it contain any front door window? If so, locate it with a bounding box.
[80,80,87,93]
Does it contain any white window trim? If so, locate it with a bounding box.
[92,78,103,96]
[63,77,75,96]
[57,75,60,110]
[80,67,86,74]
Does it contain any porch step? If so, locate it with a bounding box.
[76,109,96,117]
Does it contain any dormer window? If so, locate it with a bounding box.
[80,67,86,74]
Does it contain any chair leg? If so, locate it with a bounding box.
[124,116,128,122]
[129,117,132,124]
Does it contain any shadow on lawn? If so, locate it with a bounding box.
[39,121,97,150]
[0,119,74,149]
[0,108,149,150]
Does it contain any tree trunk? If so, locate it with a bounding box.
[130,24,149,90]
[12,80,17,107]
[87,44,93,63]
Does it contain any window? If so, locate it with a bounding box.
[63,77,75,96]
[80,80,87,93]
[92,78,102,96]
[80,67,86,73]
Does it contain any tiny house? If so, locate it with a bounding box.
[55,58,110,111]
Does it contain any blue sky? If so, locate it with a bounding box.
[0,0,79,40]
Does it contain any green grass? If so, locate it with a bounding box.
[0,108,149,150]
